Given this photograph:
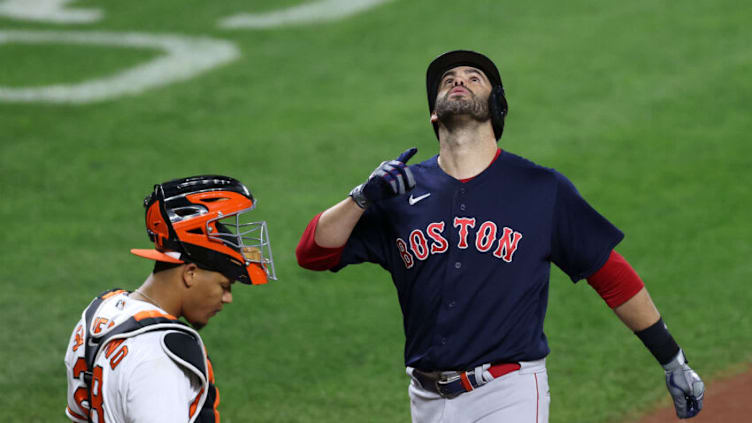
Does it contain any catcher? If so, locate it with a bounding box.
[64,175,276,423]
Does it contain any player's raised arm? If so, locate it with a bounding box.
[296,148,417,267]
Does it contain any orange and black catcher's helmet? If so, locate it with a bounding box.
[131,175,276,285]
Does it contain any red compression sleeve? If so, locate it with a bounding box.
[586,250,645,308]
[296,212,346,271]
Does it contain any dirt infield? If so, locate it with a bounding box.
[632,365,752,423]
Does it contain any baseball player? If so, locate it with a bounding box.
[64,175,276,423]
[296,50,704,422]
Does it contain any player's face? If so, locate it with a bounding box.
[434,66,492,122]
[183,267,234,330]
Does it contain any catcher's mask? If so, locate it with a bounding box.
[130,175,276,285]
[426,49,508,140]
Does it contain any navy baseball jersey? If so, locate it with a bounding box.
[332,150,624,371]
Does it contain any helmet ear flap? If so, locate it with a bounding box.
[143,185,183,254]
[489,85,508,140]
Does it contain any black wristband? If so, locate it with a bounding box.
[634,318,681,366]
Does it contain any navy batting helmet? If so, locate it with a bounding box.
[426,50,508,140]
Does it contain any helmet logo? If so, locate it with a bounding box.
[242,246,262,262]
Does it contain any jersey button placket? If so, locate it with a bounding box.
[457,186,468,214]
[432,183,466,357]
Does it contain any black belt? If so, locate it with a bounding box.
[412,362,521,399]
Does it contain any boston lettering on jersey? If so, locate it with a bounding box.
[333,151,624,370]
[396,217,523,268]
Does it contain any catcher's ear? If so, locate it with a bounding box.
[182,263,199,288]
[430,112,438,123]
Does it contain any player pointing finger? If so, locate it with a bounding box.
[296,50,703,422]
[349,147,418,209]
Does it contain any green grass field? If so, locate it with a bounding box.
[1,1,751,421]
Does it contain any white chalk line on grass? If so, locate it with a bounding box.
[0,1,394,103]
[219,0,392,29]
[0,0,101,24]
[0,0,394,29]
[0,30,240,104]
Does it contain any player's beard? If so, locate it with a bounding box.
[435,89,491,124]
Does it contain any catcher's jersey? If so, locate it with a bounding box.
[334,150,623,370]
[64,289,219,423]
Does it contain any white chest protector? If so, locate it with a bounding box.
[64,289,220,423]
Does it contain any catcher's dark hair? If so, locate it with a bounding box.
[153,260,184,274]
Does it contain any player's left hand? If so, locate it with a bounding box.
[663,350,705,419]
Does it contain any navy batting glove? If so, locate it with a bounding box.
[663,350,705,419]
[350,148,417,209]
